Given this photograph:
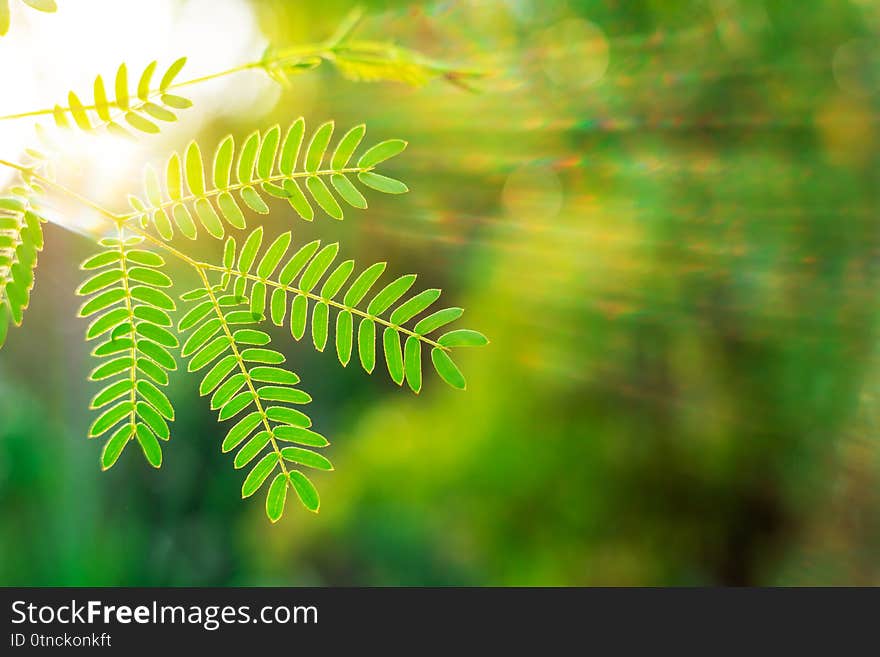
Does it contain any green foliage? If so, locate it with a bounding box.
[179,286,328,519]
[77,232,177,470]
[0,0,57,37]
[0,7,488,522]
[0,197,44,348]
[261,7,485,90]
[53,59,191,136]
[128,118,408,241]
[213,227,487,392]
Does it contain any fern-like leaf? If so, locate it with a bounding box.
[178,284,329,519]
[52,59,191,136]
[77,231,177,469]
[212,228,487,392]
[127,118,408,241]
[0,197,44,349]
[0,0,56,37]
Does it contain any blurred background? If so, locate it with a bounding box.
[1,0,879,586]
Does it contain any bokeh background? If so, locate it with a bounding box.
[1,0,879,585]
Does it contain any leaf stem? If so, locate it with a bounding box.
[195,266,295,495]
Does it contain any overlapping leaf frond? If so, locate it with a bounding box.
[128,118,409,241]
[77,232,177,470]
[209,227,488,392]
[0,196,44,349]
[51,59,192,136]
[178,285,329,519]
[0,0,57,37]
[261,6,486,90]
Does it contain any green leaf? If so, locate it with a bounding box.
[240,186,269,214]
[126,112,159,134]
[172,203,197,239]
[78,288,126,317]
[137,380,174,419]
[194,198,224,239]
[275,426,328,447]
[431,348,466,390]
[289,470,320,513]
[344,261,386,306]
[23,0,57,12]
[306,176,343,220]
[223,411,263,452]
[270,287,287,325]
[367,274,416,316]
[331,174,367,209]
[321,260,354,299]
[89,401,133,437]
[241,452,278,498]
[137,61,157,101]
[133,305,172,327]
[182,318,223,357]
[185,140,205,196]
[218,391,253,421]
[165,153,183,201]
[200,354,238,395]
[130,286,175,311]
[101,425,133,470]
[115,63,129,111]
[234,430,272,469]
[213,135,234,189]
[299,243,338,292]
[358,171,408,194]
[279,118,305,175]
[160,57,187,91]
[336,311,353,366]
[358,318,375,373]
[266,472,288,522]
[77,268,123,295]
[250,366,299,385]
[89,356,133,381]
[81,251,121,270]
[179,300,213,331]
[237,130,260,183]
[135,423,162,467]
[68,92,91,130]
[383,327,404,385]
[413,307,463,335]
[137,400,169,439]
[241,348,285,364]
[404,335,422,393]
[217,192,246,229]
[279,240,320,285]
[128,267,172,287]
[282,179,314,221]
[258,124,280,178]
[238,227,263,273]
[357,139,407,168]
[86,307,130,339]
[256,231,291,279]
[92,75,111,120]
[265,406,311,427]
[312,302,329,352]
[234,329,270,345]
[210,373,247,410]
[91,379,133,409]
[257,386,311,404]
[281,446,333,471]
[390,288,441,325]
[331,124,365,169]
[305,121,334,172]
[438,329,489,347]
[188,336,231,371]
